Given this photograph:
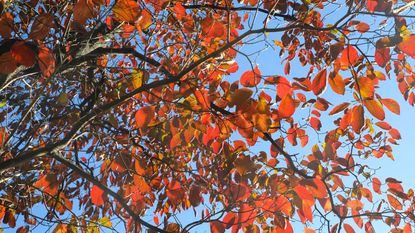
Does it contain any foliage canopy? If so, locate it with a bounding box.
[1,0,415,232]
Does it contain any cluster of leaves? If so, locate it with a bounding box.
[1,0,415,232]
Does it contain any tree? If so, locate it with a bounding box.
[2,0,415,232]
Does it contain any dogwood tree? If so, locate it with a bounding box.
[1,0,415,232]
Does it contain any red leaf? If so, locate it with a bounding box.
[275,195,292,216]
[351,105,364,133]
[240,66,261,87]
[38,45,56,77]
[372,177,382,194]
[312,69,327,96]
[398,35,415,58]
[278,95,295,118]
[189,185,202,207]
[210,221,225,233]
[0,52,17,74]
[73,0,95,24]
[340,45,359,70]
[166,180,185,205]
[91,185,105,206]
[310,117,321,131]
[367,0,377,12]
[174,2,186,19]
[30,13,55,40]
[11,41,36,67]
[135,106,155,128]
[375,47,390,67]
[284,61,290,75]
[381,98,400,115]
[364,99,385,120]
[387,194,403,210]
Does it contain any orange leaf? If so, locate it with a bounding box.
[278,95,295,118]
[356,77,374,99]
[11,41,36,67]
[113,0,140,22]
[340,45,359,70]
[398,35,415,58]
[389,128,401,140]
[381,98,400,115]
[275,195,292,216]
[343,224,355,233]
[135,106,155,128]
[387,194,403,210]
[329,102,350,115]
[136,9,152,30]
[253,113,271,132]
[91,185,106,206]
[240,66,261,87]
[351,105,364,133]
[312,69,327,96]
[364,99,385,120]
[309,117,321,131]
[375,47,390,67]
[372,177,382,194]
[173,2,186,19]
[375,121,391,130]
[328,73,345,95]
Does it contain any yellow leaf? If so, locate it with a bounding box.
[99,216,112,228]
[132,69,143,88]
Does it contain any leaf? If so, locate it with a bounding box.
[166,180,185,205]
[387,194,403,210]
[230,88,253,107]
[73,0,95,24]
[240,66,261,87]
[113,0,140,23]
[53,223,67,233]
[343,224,355,233]
[135,106,155,128]
[136,9,152,30]
[0,52,17,74]
[355,22,370,33]
[234,156,254,175]
[339,45,359,70]
[356,77,374,99]
[189,185,202,207]
[375,47,390,67]
[389,128,401,140]
[99,217,112,228]
[173,2,186,19]
[328,73,345,95]
[38,45,56,77]
[11,41,36,67]
[253,113,271,132]
[351,105,364,133]
[375,121,391,130]
[278,95,295,118]
[364,99,385,120]
[372,177,382,194]
[397,35,415,58]
[329,102,350,115]
[381,98,400,115]
[91,185,105,206]
[367,0,377,12]
[30,13,55,40]
[132,69,144,88]
[210,221,225,233]
[312,69,327,96]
